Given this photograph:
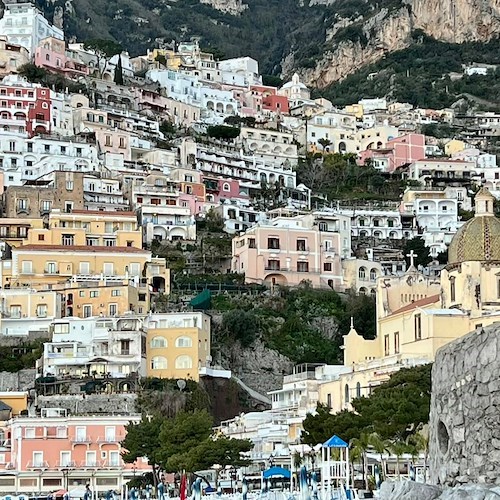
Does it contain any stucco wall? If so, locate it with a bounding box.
[429,323,500,486]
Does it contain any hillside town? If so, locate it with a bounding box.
[0,1,500,499]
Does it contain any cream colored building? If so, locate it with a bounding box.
[146,312,211,381]
[319,188,500,413]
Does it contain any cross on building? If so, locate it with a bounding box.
[406,250,418,268]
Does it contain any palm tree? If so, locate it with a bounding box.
[408,429,429,482]
[388,440,409,479]
[368,432,390,482]
[350,432,370,490]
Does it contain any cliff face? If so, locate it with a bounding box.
[297,0,500,88]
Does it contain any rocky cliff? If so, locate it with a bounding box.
[297,0,500,88]
[31,0,500,88]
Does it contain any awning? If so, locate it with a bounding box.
[263,466,291,479]
[322,435,348,448]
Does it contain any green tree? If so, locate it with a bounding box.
[207,125,240,140]
[317,137,332,152]
[368,432,390,481]
[403,237,431,268]
[83,39,122,78]
[114,54,124,85]
[388,440,410,479]
[122,417,163,485]
[203,208,224,233]
[302,364,432,445]
[18,63,48,83]
[350,432,370,489]
[221,309,260,347]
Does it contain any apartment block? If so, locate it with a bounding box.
[146,312,211,381]
[232,211,351,289]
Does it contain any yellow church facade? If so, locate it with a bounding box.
[319,187,500,414]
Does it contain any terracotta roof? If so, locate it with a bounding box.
[16,245,147,253]
[69,210,136,216]
[389,294,440,316]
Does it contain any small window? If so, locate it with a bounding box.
[175,336,192,348]
[267,237,280,250]
[248,238,256,249]
[150,337,167,348]
[324,262,332,272]
[414,314,422,340]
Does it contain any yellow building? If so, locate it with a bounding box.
[319,187,500,414]
[0,288,61,321]
[444,139,466,156]
[344,104,363,119]
[146,312,211,381]
[0,218,44,247]
[0,392,28,416]
[28,210,141,249]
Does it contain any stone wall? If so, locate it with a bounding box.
[0,369,36,391]
[429,323,500,486]
[37,394,138,415]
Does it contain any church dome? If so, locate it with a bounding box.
[448,187,500,264]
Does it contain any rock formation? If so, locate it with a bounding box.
[429,324,500,486]
[299,0,500,88]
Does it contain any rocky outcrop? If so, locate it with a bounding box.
[379,481,500,499]
[298,0,500,88]
[199,0,248,15]
[429,324,500,486]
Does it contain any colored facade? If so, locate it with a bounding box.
[146,312,211,381]
[232,211,351,289]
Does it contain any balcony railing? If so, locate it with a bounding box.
[71,436,92,444]
[56,461,76,468]
[97,435,122,444]
[27,461,49,469]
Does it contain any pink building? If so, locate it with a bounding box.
[232,212,351,289]
[0,78,51,137]
[35,37,88,78]
[359,133,426,172]
[0,409,148,497]
[202,176,245,204]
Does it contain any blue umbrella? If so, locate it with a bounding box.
[242,477,248,500]
[193,477,202,500]
[299,466,309,500]
[374,464,381,489]
[409,463,416,481]
[311,471,318,500]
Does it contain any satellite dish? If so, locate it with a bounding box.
[177,379,186,391]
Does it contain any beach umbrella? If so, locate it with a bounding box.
[311,471,318,500]
[242,477,248,500]
[374,465,381,489]
[299,466,309,500]
[193,477,202,500]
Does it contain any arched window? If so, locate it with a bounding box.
[344,384,350,404]
[175,355,193,369]
[222,182,230,192]
[370,289,376,297]
[359,230,368,238]
[359,287,367,295]
[356,382,361,398]
[373,231,382,238]
[175,336,192,348]
[370,268,377,281]
[150,356,167,370]
[358,267,366,279]
[150,336,167,348]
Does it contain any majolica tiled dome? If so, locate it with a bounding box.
[448,187,500,264]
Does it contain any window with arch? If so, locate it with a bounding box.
[356,382,361,398]
[150,336,167,348]
[175,355,193,369]
[344,384,350,404]
[222,182,230,192]
[150,356,167,370]
[358,267,366,279]
[175,336,192,348]
[370,268,377,281]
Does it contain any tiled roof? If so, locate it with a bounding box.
[389,294,440,316]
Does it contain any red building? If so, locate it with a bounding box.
[0,80,51,137]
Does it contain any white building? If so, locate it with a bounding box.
[278,73,310,106]
[0,1,64,56]
[218,57,262,86]
[0,135,99,183]
[147,70,202,106]
[43,316,146,378]
[84,175,129,211]
[215,199,262,234]
[337,207,404,240]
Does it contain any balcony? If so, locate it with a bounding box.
[56,461,76,468]
[97,435,122,444]
[27,461,49,469]
[71,436,92,444]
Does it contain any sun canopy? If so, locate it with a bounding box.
[322,435,348,448]
[263,466,291,479]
